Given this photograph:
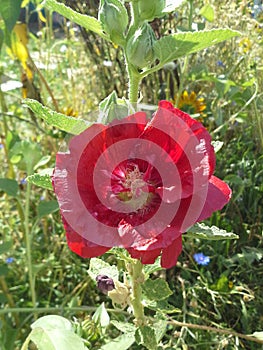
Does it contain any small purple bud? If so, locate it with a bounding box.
[96,275,115,294]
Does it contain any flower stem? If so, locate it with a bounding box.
[128,68,141,106]
[129,259,145,326]
[24,181,37,314]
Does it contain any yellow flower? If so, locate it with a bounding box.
[61,106,78,117]
[239,37,252,54]
[174,90,206,121]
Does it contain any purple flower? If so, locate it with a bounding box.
[6,257,14,264]
[0,144,3,149]
[193,252,210,266]
[96,275,115,294]
[20,178,27,185]
[217,60,225,68]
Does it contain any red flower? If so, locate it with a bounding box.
[53,101,231,269]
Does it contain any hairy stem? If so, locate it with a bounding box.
[129,259,145,326]
[24,181,37,314]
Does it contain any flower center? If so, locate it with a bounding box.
[111,161,158,213]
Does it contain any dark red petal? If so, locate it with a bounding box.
[197,175,232,222]
[160,235,182,269]
[128,247,161,264]
[63,219,110,258]
[158,100,216,177]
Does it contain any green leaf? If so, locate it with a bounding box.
[199,4,215,22]
[185,223,239,240]
[33,155,51,171]
[0,0,22,32]
[26,171,53,190]
[0,240,13,254]
[152,319,167,343]
[92,303,110,329]
[28,315,87,350]
[153,29,240,67]
[37,200,59,218]
[0,178,18,197]
[135,326,157,350]
[142,278,173,301]
[111,320,136,334]
[88,258,119,282]
[100,333,135,350]
[144,299,180,314]
[143,256,162,279]
[23,99,89,135]
[44,0,108,40]
[9,141,42,173]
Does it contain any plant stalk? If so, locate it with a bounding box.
[129,259,145,326]
[24,181,37,313]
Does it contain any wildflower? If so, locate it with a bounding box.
[193,252,210,266]
[6,257,15,264]
[96,275,115,294]
[174,91,206,122]
[0,143,3,149]
[53,101,231,269]
[20,178,27,185]
[239,37,252,54]
[216,60,225,68]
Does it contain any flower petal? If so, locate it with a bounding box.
[161,235,182,269]
[197,175,232,222]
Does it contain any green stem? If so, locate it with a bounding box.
[175,0,193,106]
[24,181,37,312]
[128,68,141,105]
[129,259,145,326]
[0,306,128,315]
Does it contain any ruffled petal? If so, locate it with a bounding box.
[63,219,110,258]
[161,235,182,269]
[197,175,232,222]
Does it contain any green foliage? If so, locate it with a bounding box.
[153,29,240,68]
[135,325,157,350]
[0,178,18,197]
[199,4,215,22]
[45,0,108,39]
[186,223,239,240]
[142,278,173,301]
[37,200,59,218]
[88,258,119,281]
[23,99,89,134]
[0,0,22,46]
[26,171,53,190]
[22,315,87,350]
[100,333,135,350]
[99,0,128,45]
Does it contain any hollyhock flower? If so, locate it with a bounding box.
[53,100,231,269]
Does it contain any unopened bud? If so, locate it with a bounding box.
[98,0,128,45]
[96,275,115,294]
[126,23,156,69]
[138,0,165,22]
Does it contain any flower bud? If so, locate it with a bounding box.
[98,0,128,45]
[96,275,115,294]
[138,0,165,22]
[126,23,156,69]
